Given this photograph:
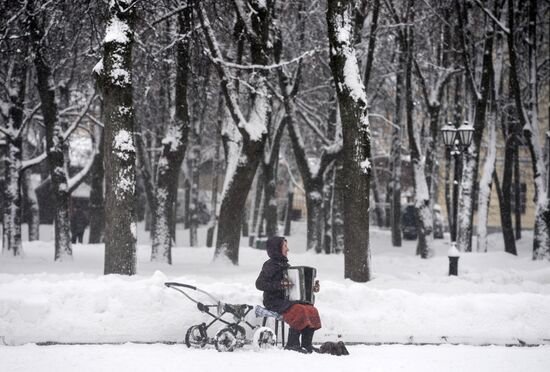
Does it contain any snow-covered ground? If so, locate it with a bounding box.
[2,343,550,372]
[1,222,550,371]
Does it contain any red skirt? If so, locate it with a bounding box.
[283,304,322,331]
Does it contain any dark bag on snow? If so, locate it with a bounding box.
[319,341,349,356]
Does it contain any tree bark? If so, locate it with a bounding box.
[150,7,192,262]
[455,0,495,252]
[513,145,522,239]
[403,4,434,259]
[507,0,549,258]
[390,48,404,247]
[476,111,497,253]
[88,125,104,244]
[197,1,271,264]
[22,169,40,241]
[327,0,371,281]
[29,3,73,261]
[1,58,25,256]
[206,95,224,248]
[99,0,137,274]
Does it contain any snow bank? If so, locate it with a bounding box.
[1,224,549,346]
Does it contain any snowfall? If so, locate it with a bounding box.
[1,222,549,372]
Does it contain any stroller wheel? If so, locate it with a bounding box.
[185,325,207,348]
[229,324,246,344]
[214,328,238,352]
[252,326,276,350]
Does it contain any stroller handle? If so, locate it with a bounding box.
[164,281,222,306]
[165,282,197,291]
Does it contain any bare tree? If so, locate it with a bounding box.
[197,0,272,264]
[327,0,372,281]
[97,0,137,274]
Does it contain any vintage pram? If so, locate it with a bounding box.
[165,282,281,352]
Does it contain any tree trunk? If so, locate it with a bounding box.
[455,1,494,252]
[371,164,385,227]
[327,0,371,281]
[189,65,208,246]
[23,169,40,241]
[323,169,334,253]
[263,163,279,238]
[2,58,25,255]
[215,139,265,263]
[390,48,404,247]
[332,161,345,253]
[284,186,294,237]
[305,181,324,252]
[151,8,192,261]
[507,0,549,258]
[197,1,271,264]
[476,113,497,253]
[29,5,72,261]
[513,145,522,239]
[250,167,264,238]
[206,96,224,248]
[100,0,137,274]
[188,143,201,247]
[3,137,23,256]
[88,126,104,244]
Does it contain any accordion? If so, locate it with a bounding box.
[284,266,317,305]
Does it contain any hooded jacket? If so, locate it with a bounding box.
[255,236,293,314]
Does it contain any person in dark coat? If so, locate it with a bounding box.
[255,236,321,353]
[70,205,89,244]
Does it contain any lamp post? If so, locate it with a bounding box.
[441,121,474,275]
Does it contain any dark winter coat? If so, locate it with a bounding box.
[255,236,293,314]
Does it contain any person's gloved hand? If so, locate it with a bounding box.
[313,280,320,293]
[281,278,293,289]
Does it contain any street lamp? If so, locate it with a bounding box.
[440,121,474,275]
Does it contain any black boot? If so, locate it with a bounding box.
[285,328,307,353]
[301,327,318,353]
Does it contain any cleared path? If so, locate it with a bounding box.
[1,343,549,372]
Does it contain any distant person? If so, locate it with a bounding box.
[71,206,89,243]
[255,236,321,353]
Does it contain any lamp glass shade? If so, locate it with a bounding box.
[458,122,474,147]
[441,125,457,147]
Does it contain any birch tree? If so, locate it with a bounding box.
[455,0,495,252]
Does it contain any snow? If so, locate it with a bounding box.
[161,125,182,153]
[342,52,368,103]
[1,343,549,372]
[92,59,103,75]
[360,158,371,174]
[69,136,93,167]
[241,82,268,142]
[113,130,135,161]
[1,222,550,370]
[110,68,130,86]
[219,125,242,205]
[1,223,550,347]
[104,16,130,44]
[448,243,460,257]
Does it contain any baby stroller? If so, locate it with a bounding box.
[165,282,278,352]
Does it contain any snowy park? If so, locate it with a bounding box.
[2,224,550,371]
[2,0,550,371]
